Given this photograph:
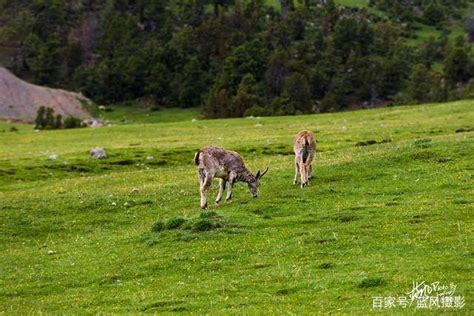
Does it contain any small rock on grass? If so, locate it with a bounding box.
[90,147,107,159]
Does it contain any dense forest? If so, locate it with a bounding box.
[0,0,473,118]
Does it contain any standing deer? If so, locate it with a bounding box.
[194,146,268,209]
[293,130,316,188]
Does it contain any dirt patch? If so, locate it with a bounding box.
[0,67,92,122]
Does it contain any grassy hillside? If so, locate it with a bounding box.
[0,101,473,313]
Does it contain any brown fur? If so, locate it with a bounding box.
[194,146,268,209]
[293,130,316,188]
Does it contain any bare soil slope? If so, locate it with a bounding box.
[0,67,92,122]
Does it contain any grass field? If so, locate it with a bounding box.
[1,101,473,313]
[94,106,200,125]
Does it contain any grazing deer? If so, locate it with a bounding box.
[194,146,268,209]
[293,130,316,188]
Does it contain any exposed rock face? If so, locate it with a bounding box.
[0,67,92,122]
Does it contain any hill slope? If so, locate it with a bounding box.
[0,101,473,313]
[0,67,92,122]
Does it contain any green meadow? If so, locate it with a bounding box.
[0,101,473,313]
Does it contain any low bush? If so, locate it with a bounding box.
[35,106,85,130]
[165,217,187,229]
[358,277,387,288]
[151,214,223,233]
[151,221,165,232]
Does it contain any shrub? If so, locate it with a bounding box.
[424,3,444,26]
[151,221,165,232]
[406,64,445,104]
[358,277,387,288]
[34,106,47,129]
[35,106,58,129]
[200,211,218,219]
[54,114,63,129]
[193,219,213,231]
[193,219,219,231]
[414,138,432,148]
[283,73,312,113]
[45,107,55,129]
[165,217,187,230]
[444,48,471,86]
[152,215,223,234]
[462,79,474,99]
[271,91,294,115]
[64,116,84,129]
[34,107,84,129]
[244,105,270,117]
[319,90,345,113]
[203,89,231,118]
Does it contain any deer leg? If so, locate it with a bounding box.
[306,153,314,181]
[226,174,235,202]
[215,178,226,205]
[294,160,300,185]
[300,163,308,189]
[200,174,213,210]
[225,181,233,201]
[198,169,206,185]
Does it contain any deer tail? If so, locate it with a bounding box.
[194,150,201,166]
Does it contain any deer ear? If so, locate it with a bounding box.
[259,167,269,178]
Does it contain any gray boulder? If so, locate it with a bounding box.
[84,118,104,128]
[90,147,107,159]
